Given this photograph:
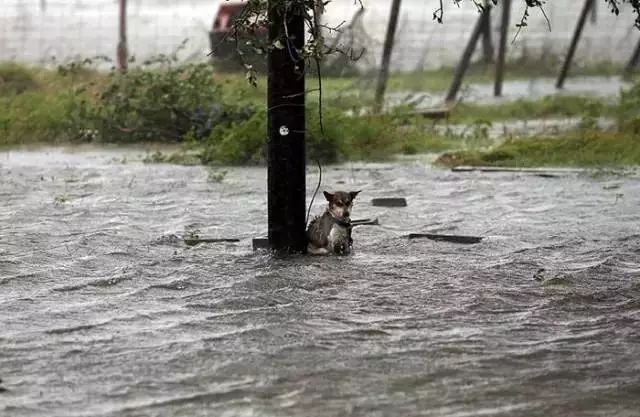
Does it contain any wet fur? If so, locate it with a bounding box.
[306,190,360,255]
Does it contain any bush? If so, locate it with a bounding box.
[618,81,640,134]
[198,107,267,164]
[72,63,252,143]
[195,104,412,165]
[0,62,39,95]
[0,90,77,145]
[436,131,640,168]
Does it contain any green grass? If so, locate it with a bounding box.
[436,131,640,168]
[448,95,616,124]
[214,58,626,102]
[319,59,625,94]
[0,62,107,147]
[0,62,40,95]
[0,91,77,146]
[1,61,637,168]
[193,108,489,164]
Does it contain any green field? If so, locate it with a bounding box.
[1,61,638,167]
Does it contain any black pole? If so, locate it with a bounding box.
[556,0,594,89]
[623,38,640,80]
[117,0,128,72]
[481,3,494,65]
[445,7,490,103]
[494,0,510,96]
[267,0,306,253]
[374,0,403,113]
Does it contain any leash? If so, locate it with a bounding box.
[305,158,322,227]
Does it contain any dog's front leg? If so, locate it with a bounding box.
[307,244,330,255]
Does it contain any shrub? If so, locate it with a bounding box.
[72,63,251,143]
[0,62,39,95]
[618,81,640,134]
[198,107,267,164]
[195,104,408,165]
[0,90,77,145]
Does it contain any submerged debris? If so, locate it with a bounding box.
[407,233,483,244]
[372,198,408,207]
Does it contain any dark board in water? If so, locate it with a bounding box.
[371,197,408,207]
[407,233,483,244]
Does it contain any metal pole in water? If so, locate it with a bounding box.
[117,0,128,72]
[556,0,594,89]
[445,7,490,104]
[494,0,510,97]
[374,0,403,113]
[481,0,494,65]
[623,39,640,80]
[267,0,307,253]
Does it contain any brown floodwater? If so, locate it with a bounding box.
[1,148,639,417]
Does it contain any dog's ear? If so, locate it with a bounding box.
[323,191,334,202]
[349,190,361,200]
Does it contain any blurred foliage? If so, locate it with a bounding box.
[437,130,640,168]
[438,78,640,168]
[68,62,253,143]
[0,62,39,95]
[617,81,640,134]
[1,60,639,168]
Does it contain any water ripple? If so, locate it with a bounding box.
[1,149,639,417]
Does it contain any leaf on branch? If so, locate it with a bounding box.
[245,65,257,88]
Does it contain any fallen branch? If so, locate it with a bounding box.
[407,233,483,244]
[184,237,240,246]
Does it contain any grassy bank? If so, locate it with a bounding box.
[318,59,626,94]
[437,132,640,168]
[0,63,85,146]
[438,82,640,168]
[448,96,617,124]
[1,61,636,166]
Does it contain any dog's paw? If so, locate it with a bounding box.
[307,245,329,255]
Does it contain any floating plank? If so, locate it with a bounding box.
[408,107,452,119]
[184,238,240,246]
[452,166,587,174]
[371,198,407,207]
[407,233,483,244]
[352,218,380,226]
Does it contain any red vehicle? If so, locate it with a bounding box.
[209,1,267,70]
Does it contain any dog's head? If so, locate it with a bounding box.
[324,190,361,220]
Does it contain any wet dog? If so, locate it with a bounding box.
[306,190,360,255]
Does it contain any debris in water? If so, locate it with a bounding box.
[352,218,380,226]
[184,237,240,246]
[372,198,407,207]
[407,233,483,244]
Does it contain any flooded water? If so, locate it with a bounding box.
[1,148,640,417]
[383,76,630,110]
[432,117,616,141]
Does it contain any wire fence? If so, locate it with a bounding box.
[1,0,215,67]
[1,0,639,73]
[327,0,640,72]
